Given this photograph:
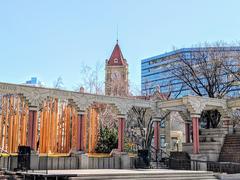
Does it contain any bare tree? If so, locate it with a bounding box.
[76,62,104,94]
[125,83,182,153]
[169,42,240,128]
[53,76,64,89]
[170,44,239,98]
[126,106,170,150]
[223,54,240,82]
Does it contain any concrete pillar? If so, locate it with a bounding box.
[118,115,125,152]
[77,111,85,151]
[154,121,160,152]
[192,116,200,154]
[185,122,190,143]
[28,107,38,150]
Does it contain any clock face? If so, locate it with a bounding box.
[111,71,120,79]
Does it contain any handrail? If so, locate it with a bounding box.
[149,144,240,173]
[160,155,240,173]
[150,145,170,157]
[165,156,240,165]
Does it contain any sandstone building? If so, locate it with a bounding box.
[105,41,129,96]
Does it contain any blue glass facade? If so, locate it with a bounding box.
[141,47,240,97]
[25,77,38,86]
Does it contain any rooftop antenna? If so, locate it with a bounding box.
[116,24,118,43]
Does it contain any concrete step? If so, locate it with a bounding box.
[70,177,217,180]
[150,162,168,169]
[200,128,228,135]
[219,134,240,163]
[222,142,240,144]
[224,139,240,141]
[216,173,240,180]
[219,158,240,162]
[221,148,240,151]
[0,175,11,179]
[223,143,240,145]
[69,172,217,180]
[220,150,240,153]
[226,134,240,137]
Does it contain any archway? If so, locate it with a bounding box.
[85,103,119,154]
[0,94,29,153]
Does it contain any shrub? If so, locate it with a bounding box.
[95,126,118,153]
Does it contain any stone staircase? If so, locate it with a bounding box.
[219,134,240,163]
[150,161,168,169]
[69,169,217,180]
[0,170,15,180]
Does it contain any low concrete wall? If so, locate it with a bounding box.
[190,154,208,171]
[79,154,135,169]
[38,156,79,170]
[0,154,136,171]
[183,142,222,161]
[0,156,18,171]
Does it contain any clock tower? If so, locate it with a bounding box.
[105,41,129,96]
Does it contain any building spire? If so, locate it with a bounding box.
[107,41,126,66]
[116,25,119,44]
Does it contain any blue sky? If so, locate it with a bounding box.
[0,0,240,91]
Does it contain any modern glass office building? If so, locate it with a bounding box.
[141,47,240,97]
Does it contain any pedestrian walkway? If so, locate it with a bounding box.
[16,169,218,180]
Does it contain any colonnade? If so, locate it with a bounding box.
[0,94,220,155]
[0,82,239,157]
[0,94,126,154]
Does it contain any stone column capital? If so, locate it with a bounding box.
[117,114,126,119]
[184,96,206,115]
[152,116,162,120]
[29,106,38,111]
[185,120,192,124]
[78,110,86,115]
[190,114,201,118]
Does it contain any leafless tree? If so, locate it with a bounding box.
[125,82,183,152]
[126,106,170,151]
[169,42,240,128]
[75,62,104,94]
[53,76,64,89]
[223,54,240,82]
[170,44,239,98]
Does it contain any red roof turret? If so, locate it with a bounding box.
[107,41,127,66]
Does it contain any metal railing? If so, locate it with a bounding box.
[150,145,170,161]
[150,146,240,174]
[157,155,240,173]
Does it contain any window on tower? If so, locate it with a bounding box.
[114,58,118,63]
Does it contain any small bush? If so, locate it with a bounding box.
[95,126,118,153]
